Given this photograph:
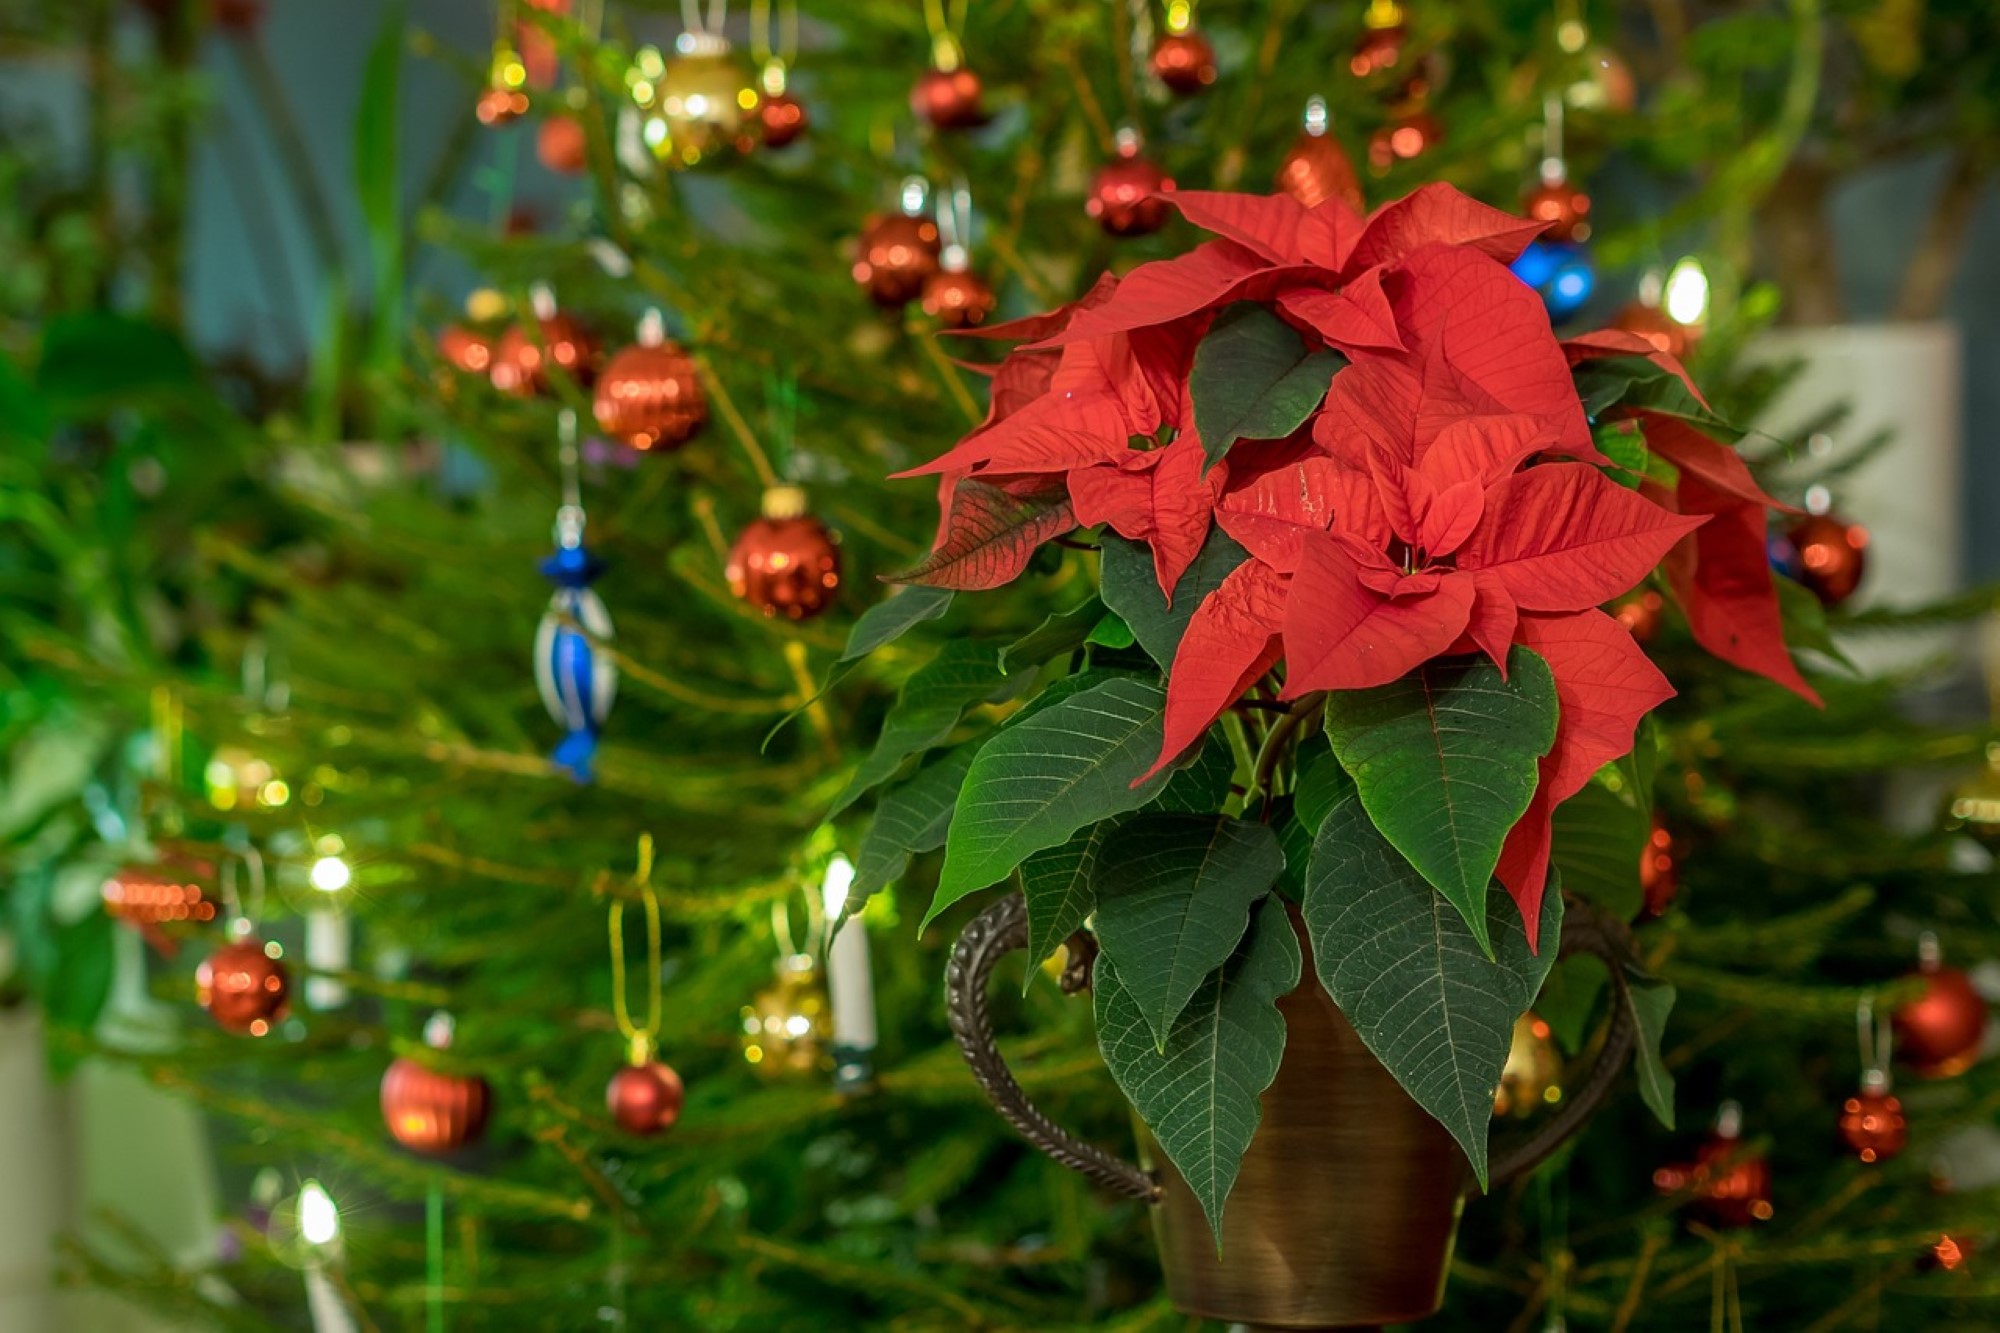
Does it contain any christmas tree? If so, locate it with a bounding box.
[2,1,1996,1330]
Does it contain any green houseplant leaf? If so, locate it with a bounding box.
[1626,972,1678,1130]
[1095,895,1301,1247]
[1019,818,1123,984]
[1303,772,1562,1189]
[842,586,955,663]
[1100,529,1249,671]
[1001,596,1104,674]
[830,641,1010,817]
[1092,815,1285,1049]
[1321,647,1558,955]
[850,746,978,907]
[1189,303,1346,471]
[927,677,1174,927]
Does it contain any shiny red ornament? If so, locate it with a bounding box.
[491,312,597,396]
[593,340,707,452]
[759,91,809,148]
[1653,1106,1773,1229]
[1639,821,1677,916]
[1525,179,1592,244]
[607,1061,685,1135]
[1894,945,1989,1078]
[104,866,216,957]
[1838,1082,1908,1164]
[476,84,530,127]
[1150,29,1217,95]
[517,0,570,88]
[727,488,842,621]
[1613,302,1699,362]
[537,114,588,174]
[921,269,998,328]
[381,1058,492,1153]
[1088,139,1176,238]
[853,213,942,309]
[911,65,985,130]
[196,938,289,1037]
[1613,588,1665,641]
[1278,127,1364,212]
[1788,513,1868,607]
[1350,23,1405,77]
[1366,111,1443,171]
[437,325,495,376]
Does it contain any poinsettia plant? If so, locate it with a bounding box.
[836,182,1817,1241]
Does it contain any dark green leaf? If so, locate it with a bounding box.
[1086,610,1136,649]
[1150,735,1235,814]
[37,315,198,410]
[1095,896,1300,1246]
[928,677,1173,928]
[1322,648,1559,955]
[1000,596,1102,674]
[1189,303,1346,471]
[1776,574,1857,672]
[1550,772,1648,921]
[830,642,1008,817]
[1303,773,1561,1188]
[1534,952,1607,1054]
[851,747,978,906]
[1019,818,1123,983]
[1626,972,1678,1130]
[1093,816,1284,1048]
[1100,529,1249,671]
[842,586,955,663]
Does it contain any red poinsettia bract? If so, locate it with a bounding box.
[899,183,1816,946]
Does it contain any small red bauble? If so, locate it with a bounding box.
[1788,513,1868,607]
[1367,111,1443,171]
[853,213,942,309]
[476,84,530,127]
[911,65,985,130]
[1613,588,1665,641]
[1639,820,1677,917]
[491,312,597,396]
[437,325,495,376]
[1525,179,1592,244]
[1613,302,1698,362]
[196,938,290,1037]
[727,488,842,621]
[1894,942,1989,1078]
[104,867,216,930]
[1088,136,1175,238]
[759,91,809,148]
[1277,125,1364,212]
[607,1061,685,1135]
[537,114,588,174]
[1653,1104,1773,1228]
[593,340,707,452]
[1349,22,1405,78]
[1838,1083,1908,1164]
[1150,29,1217,95]
[921,269,997,328]
[381,1058,492,1153]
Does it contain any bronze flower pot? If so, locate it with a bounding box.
[946,895,1636,1331]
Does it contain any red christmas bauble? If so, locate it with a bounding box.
[103,867,217,930]
[606,1061,685,1135]
[537,114,588,174]
[727,491,842,621]
[759,91,809,148]
[921,269,998,328]
[1613,302,1699,362]
[853,213,942,309]
[196,938,290,1037]
[1150,29,1217,95]
[593,342,707,452]
[1088,150,1175,238]
[517,0,570,88]
[1894,961,1988,1078]
[1788,513,1868,607]
[1838,1087,1908,1163]
[491,313,597,396]
[1525,180,1592,244]
[1613,588,1665,641]
[910,65,985,129]
[1654,1113,1773,1228]
[1277,131,1364,212]
[1350,22,1406,77]
[381,1058,492,1153]
[437,325,495,376]
[476,84,530,127]
[1367,111,1443,171]
[1639,821,1677,917]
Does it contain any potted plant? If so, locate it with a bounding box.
[843,182,1818,1328]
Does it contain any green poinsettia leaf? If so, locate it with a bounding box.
[1100,529,1249,672]
[1626,971,1678,1130]
[830,641,1012,817]
[1534,952,1608,1055]
[926,677,1173,928]
[1019,818,1123,986]
[1093,815,1285,1049]
[850,746,977,908]
[1303,771,1561,1190]
[1000,596,1103,674]
[1550,767,1648,921]
[1189,303,1347,472]
[1095,895,1300,1247]
[1150,735,1235,814]
[1322,647,1558,956]
[1086,610,1136,649]
[841,586,955,663]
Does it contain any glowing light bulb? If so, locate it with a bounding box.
[1664,257,1709,326]
[310,856,351,893]
[299,1181,340,1247]
[821,854,856,919]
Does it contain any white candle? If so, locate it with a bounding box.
[304,1267,357,1333]
[298,1182,357,1333]
[306,852,353,1010]
[820,855,877,1086]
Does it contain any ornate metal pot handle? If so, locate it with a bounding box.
[946,890,1642,1198]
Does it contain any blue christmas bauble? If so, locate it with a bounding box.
[1511,239,1596,322]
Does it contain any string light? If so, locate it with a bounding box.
[1664,257,1710,326]
[298,1181,341,1248]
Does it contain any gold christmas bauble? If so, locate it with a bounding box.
[740,954,830,1076]
[650,36,756,167]
[1493,1012,1562,1117]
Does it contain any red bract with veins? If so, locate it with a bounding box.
[894,183,1817,947]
